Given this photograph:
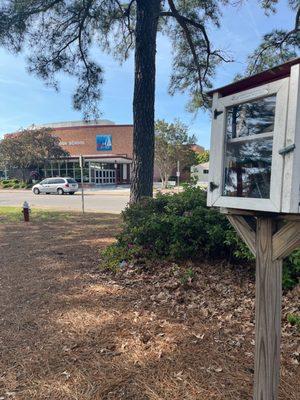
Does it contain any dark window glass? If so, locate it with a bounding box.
[66,178,77,183]
[226,95,276,139]
[223,95,276,199]
[51,162,59,177]
[203,170,209,174]
[223,138,273,198]
[59,161,67,177]
[49,178,64,184]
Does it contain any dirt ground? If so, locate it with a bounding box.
[0,213,299,400]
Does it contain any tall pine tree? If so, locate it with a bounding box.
[0,1,298,201]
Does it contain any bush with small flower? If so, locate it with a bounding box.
[100,186,299,289]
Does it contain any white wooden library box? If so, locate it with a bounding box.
[207,58,300,213]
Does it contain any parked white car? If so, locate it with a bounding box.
[32,177,79,195]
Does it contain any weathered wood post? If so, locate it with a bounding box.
[227,213,300,399]
[254,217,282,399]
[206,59,300,399]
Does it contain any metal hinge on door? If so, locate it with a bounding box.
[214,109,223,119]
[209,182,219,191]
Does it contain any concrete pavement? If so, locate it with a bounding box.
[0,189,130,213]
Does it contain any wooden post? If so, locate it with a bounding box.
[225,211,300,400]
[254,217,282,400]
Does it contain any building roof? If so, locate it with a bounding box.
[191,144,205,154]
[32,120,116,128]
[196,162,209,169]
[207,57,300,98]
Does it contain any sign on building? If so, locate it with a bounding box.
[96,135,112,151]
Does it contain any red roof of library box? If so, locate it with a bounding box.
[207,57,300,98]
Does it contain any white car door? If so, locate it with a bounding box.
[48,178,58,193]
[40,179,50,193]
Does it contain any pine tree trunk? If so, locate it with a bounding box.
[130,0,161,203]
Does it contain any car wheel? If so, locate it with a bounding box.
[57,188,64,195]
[69,192,75,195]
[33,188,40,195]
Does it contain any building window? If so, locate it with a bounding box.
[59,161,67,177]
[203,169,209,174]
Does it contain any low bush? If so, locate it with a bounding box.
[101,186,243,268]
[0,179,31,189]
[100,186,300,290]
[283,250,300,290]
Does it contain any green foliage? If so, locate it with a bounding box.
[0,179,31,189]
[0,179,19,188]
[283,249,300,290]
[195,150,210,165]
[287,313,300,330]
[237,2,299,77]
[0,129,68,181]
[240,31,298,77]
[179,267,195,286]
[155,119,197,187]
[101,186,300,290]
[0,206,73,223]
[224,229,254,261]
[101,186,243,270]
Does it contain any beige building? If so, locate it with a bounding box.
[191,161,209,185]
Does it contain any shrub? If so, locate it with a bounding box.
[0,179,30,189]
[101,186,300,290]
[101,187,244,270]
[283,249,300,290]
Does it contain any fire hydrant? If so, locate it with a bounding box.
[22,201,30,222]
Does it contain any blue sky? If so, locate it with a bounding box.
[0,2,296,148]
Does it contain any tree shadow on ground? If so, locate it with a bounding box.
[0,215,299,400]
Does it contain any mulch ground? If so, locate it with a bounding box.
[0,213,299,400]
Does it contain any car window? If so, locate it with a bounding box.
[66,178,77,184]
[40,179,48,185]
[56,179,65,184]
[48,178,57,184]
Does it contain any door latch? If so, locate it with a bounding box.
[278,143,296,156]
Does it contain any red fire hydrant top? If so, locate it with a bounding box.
[23,201,30,222]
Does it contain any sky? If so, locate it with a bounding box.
[0,1,296,149]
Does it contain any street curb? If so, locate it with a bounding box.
[0,189,130,196]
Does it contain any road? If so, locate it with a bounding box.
[0,189,130,213]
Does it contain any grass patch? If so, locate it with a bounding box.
[287,314,300,330]
[0,206,73,223]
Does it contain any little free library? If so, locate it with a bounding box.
[207,58,300,399]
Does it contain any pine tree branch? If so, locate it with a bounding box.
[249,26,300,75]
[164,0,231,98]
[166,0,206,94]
